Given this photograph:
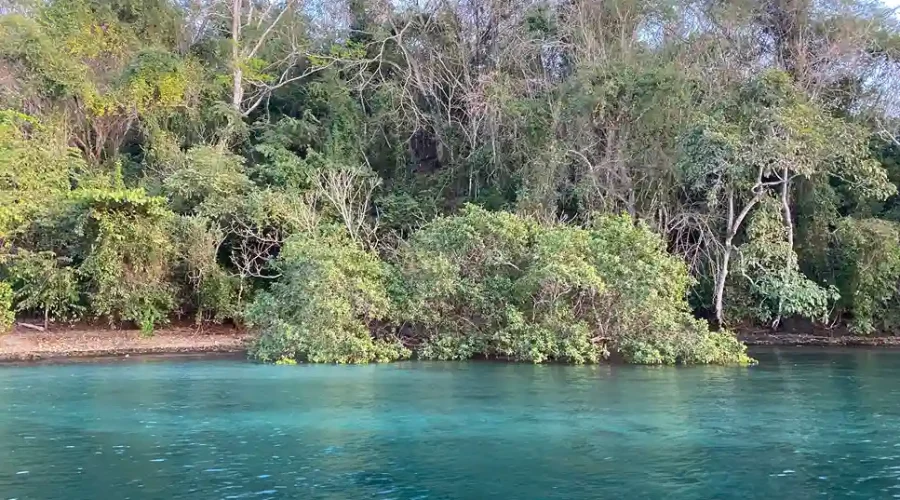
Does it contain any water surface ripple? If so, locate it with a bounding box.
[2,348,900,499]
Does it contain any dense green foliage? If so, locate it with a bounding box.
[0,281,13,332]
[730,199,838,325]
[248,228,409,364]
[249,207,750,364]
[6,250,81,329]
[392,206,749,364]
[832,218,900,334]
[2,0,900,360]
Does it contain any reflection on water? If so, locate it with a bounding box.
[1,349,900,498]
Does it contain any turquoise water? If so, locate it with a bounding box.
[1,349,900,499]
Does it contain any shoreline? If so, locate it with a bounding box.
[2,326,899,364]
[739,332,900,347]
[0,325,251,362]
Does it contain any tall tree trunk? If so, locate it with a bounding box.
[714,190,735,325]
[714,237,733,325]
[776,168,793,327]
[714,187,767,326]
[231,0,243,112]
[781,169,794,252]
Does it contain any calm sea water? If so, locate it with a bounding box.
[1,349,900,499]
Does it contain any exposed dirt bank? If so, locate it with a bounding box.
[0,325,251,362]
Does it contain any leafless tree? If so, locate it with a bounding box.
[315,168,380,243]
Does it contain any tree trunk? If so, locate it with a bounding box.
[714,187,766,326]
[231,0,243,112]
[714,237,733,325]
[714,190,736,325]
[781,169,794,252]
[776,168,793,327]
[43,306,49,331]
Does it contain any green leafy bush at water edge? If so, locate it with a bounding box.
[247,228,410,364]
[396,206,752,364]
[249,207,752,365]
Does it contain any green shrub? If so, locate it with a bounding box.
[730,198,838,325]
[247,228,410,363]
[374,191,429,236]
[73,188,177,332]
[8,250,81,328]
[0,281,14,332]
[243,206,750,365]
[585,213,751,364]
[0,110,77,240]
[161,146,252,214]
[392,206,536,360]
[395,205,752,364]
[174,216,243,324]
[196,270,243,323]
[833,218,900,334]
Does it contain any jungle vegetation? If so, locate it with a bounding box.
[2,0,900,364]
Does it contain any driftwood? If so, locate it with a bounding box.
[16,322,45,332]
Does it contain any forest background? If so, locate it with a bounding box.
[1,0,900,364]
